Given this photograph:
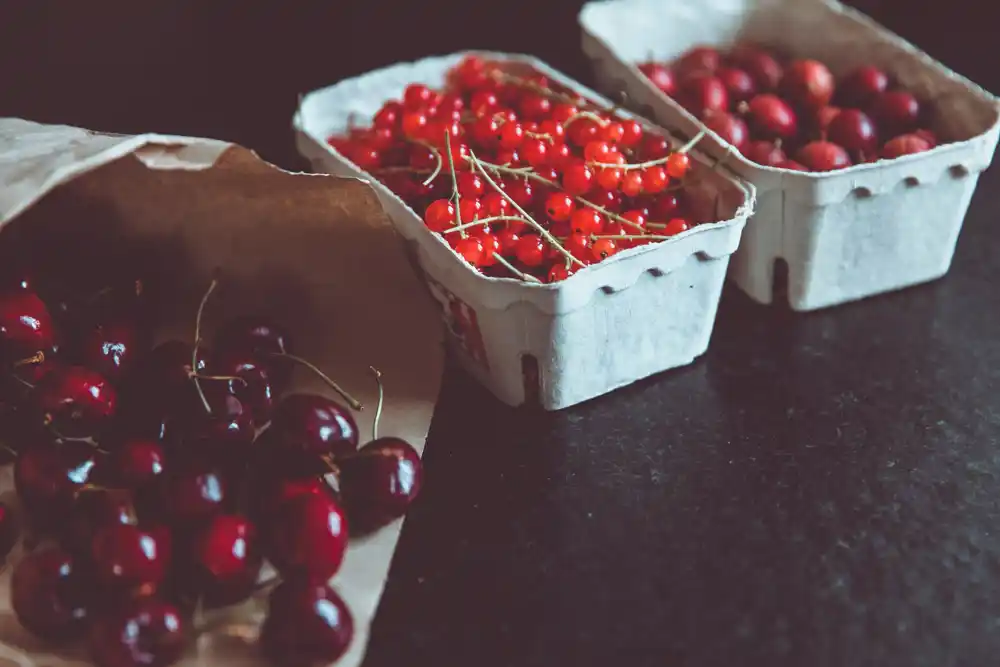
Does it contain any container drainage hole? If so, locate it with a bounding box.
[851,186,873,199]
[903,176,920,188]
[949,165,970,179]
[521,354,541,408]
[772,257,790,305]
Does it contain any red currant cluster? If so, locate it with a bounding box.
[640,44,941,171]
[0,270,422,667]
[329,56,723,284]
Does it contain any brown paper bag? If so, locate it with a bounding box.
[0,118,445,667]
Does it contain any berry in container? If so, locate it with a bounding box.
[294,52,756,410]
[579,0,1000,311]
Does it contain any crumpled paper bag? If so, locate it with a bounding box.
[0,118,445,667]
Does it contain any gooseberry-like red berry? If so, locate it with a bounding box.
[676,45,721,76]
[747,94,799,140]
[520,138,549,168]
[797,141,853,172]
[453,237,485,267]
[641,166,669,194]
[456,172,484,199]
[570,208,604,236]
[777,159,809,171]
[403,84,433,110]
[639,62,676,95]
[828,109,880,156]
[562,162,595,196]
[664,218,691,236]
[882,133,932,159]
[742,139,787,166]
[873,91,921,137]
[401,112,428,139]
[730,43,784,91]
[679,74,729,119]
[547,263,578,283]
[499,122,525,150]
[520,93,552,120]
[666,153,692,179]
[619,120,644,148]
[718,67,757,102]
[505,179,535,207]
[838,65,890,109]
[591,239,619,262]
[567,118,601,147]
[620,171,644,197]
[545,193,576,222]
[515,235,547,267]
[424,199,456,233]
[782,59,835,109]
[703,111,749,152]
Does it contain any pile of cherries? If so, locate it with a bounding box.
[329,56,726,284]
[0,269,423,667]
[639,43,942,171]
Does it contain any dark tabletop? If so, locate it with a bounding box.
[3,2,1000,666]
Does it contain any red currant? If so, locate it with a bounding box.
[471,115,501,147]
[348,143,381,171]
[453,236,485,267]
[619,120,643,148]
[664,218,690,236]
[639,135,672,160]
[562,162,595,196]
[497,228,521,253]
[409,143,437,170]
[567,118,601,147]
[585,188,623,212]
[480,234,501,267]
[538,120,566,142]
[373,102,402,130]
[639,62,677,95]
[583,141,612,163]
[666,153,692,179]
[520,93,552,119]
[454,56,489,90]
[457,172,484,198]
[520,139,549,168]
[652,192,682,219]
[621,171,644,197]
[591,239,619,261]
[549,142,573,171]
[545,193,576,222]
[570,208,604,235]
[596,166,623,191]
[482,192,510,218]
[515,235,546,267]
[470,91,500,115]
[641,166,669,194]
[423,199,456,232]
[622,210,647,231]
[551,104,579,123]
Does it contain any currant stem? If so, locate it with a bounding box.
[269,353,363,411]
[441,216,531,235]
[413,139,444,187]
[443,131,466,239]
[678,129,707,154]
[321,454,341,476]
[190,373,248,387]
[491,253,543,283]
[12,351,45,368]
[591,234,678,241]
[563,110,611,130]
[192,279,217,415]
[369,366,384,441]
[468,151,586,269]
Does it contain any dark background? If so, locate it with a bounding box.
[3,2,1000,666]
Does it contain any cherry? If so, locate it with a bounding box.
[91,522,170,592]
[703,111,749,152]
[260,579,354,666]
[742,139,787,166]
[145,462,229,526]
[777,159,808,171]
[12,547,91,642]
[882,133,932,159]
[828,109,879,157]
[814,105,841,137]
[207,349,274,424]
[545,192,576,222]
[28,365,116,439]
[108,438,167,491]
[15,438,100,530]
[638,134,672,161]
[718,66,757,102]
[0,501,17,561]
[678,74,729,119]
[652,192,685,219]
[179,388,256,465]
[639,62,676,95]
[796,141,853,172]
[249,473,336,526]
[838,65,890,109]
[263,492,349,582]
[89,597,185,667]
[914,128,938,148]
[746,94,799,140]
[213,316,294,393]
[729,44,783,91]
[676,46,721,77]
[0,284,57,363]
[78,318,145,385]
[424,199,456,232]
[189,513,263,607]
[63,488,136,556]
[339,436,424,534]
[453,237,485,267]
[782,59,835,109]
[873,91,921,137]
[547,263,579,282]
[266,393,360,468]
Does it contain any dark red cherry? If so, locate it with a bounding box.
[675,45,720,77]
[190,513,263,607]
[703,110,749,152]
[12,547,91,642]
[729,44,783,91]
[209,349,274,424]
[63,488,137,557]
[742,139,787,166]
[0,501,18,561]
[30,365,117,439]
[339,437,424,534]
[108,438,167,491]
[838,65,889,109]
[746,94,799,140]
[638,62,676,95]
[89,597,185,667]
[263,492,348,582]
[78,319,144,385]
[797,141,853,172]
[873,91,921,137]
[268,393,360,464]
[717,66,757,102]
[15,438,100,531]
[678,74,729,119]
[214,316,293,393]
[828,109,879,157]
[147,462,228,525]
[249,473,336,525]
[91,522,171,592]
[0,285,56,362]
[178,388,255,466]
[782,59,835,109]
[260,579,354,667]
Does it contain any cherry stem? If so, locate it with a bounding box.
[442,216,531,235]
[468,151,586,269]
[12,350,45,368]
[588,133,705,172]
[491,253,543,283]
[0,444,18,459]
[444,131,467,239]
[269,353,363,411]
[191,373,248,386]
[321,454,341,476]
[369,366,384,441]
[192,278,218,415]
[412,139,444,187]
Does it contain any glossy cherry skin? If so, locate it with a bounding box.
[746,94,799,140]
[177,388,255,466]
[729,44,783,91]
[717,66,757,102]
[882,133,932,159]
[638,62,676,95]
[30,365,117,439]
[267,393,360,465]
[0,501,18,561]
[190,513,263,607]
[0,285,57,363]
[703,111,749,152]
[89,597,186,667]
[873,91,921,137]
[675,45,720,77]
[63,488,137,556]
[78,318,145,385]
[742,139,787,166]
[782,59,835,109]
[12,547,91,642]
[678,74,729,119]
[209,349,274,424]
[214,316,294,393]
[828,109,880,157]
[15,438,100,531]
[144,462,229,526]
[838,65,890,109]
[259,579,354,667]
[339,437,424,534]
[263,492,349,582]
[91,522,171,593]
[797,141,853,172]
[108,438,167,491]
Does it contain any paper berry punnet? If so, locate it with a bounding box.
[580,0,1000,311]
[294,52,755,411]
